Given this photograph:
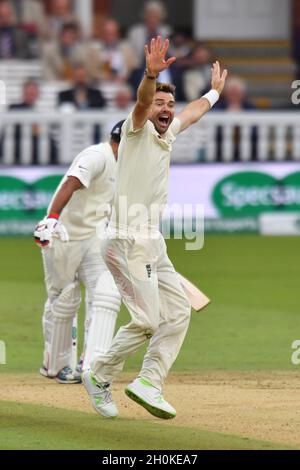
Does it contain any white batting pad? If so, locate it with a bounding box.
[43,281,81,376]
[83,271,121,371]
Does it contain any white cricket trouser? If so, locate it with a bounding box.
[42,233,118,373]
[43,234,106,306]
[91,232,191,390]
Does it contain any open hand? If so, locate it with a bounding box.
[145,36,176,76]
[211,61,228,95]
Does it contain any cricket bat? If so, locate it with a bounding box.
[178,272,210,312]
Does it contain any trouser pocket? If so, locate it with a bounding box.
[126,237,158,282]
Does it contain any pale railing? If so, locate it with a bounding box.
[0,111,299,165]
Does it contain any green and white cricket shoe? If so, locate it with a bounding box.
[82,370,118,418]
[125,377,176,420]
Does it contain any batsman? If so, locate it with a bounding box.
[83,37,227,418]
[34,123,124,383]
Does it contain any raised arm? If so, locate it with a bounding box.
[132,36,176,130]
[177,61,228,132]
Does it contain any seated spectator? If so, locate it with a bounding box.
[113,84,133,110]
[58,64,106,143]
[9,0,46,34]
[91,19,137,83]
[128,1,172,67]
[169,30,193,61]
[128,1,173,91]
[0,0,31,58]
[10,79,39,111]
[103,84,133,139]
[8,0,46,57]
[42,22,99,81]
[7,80,57,164]
[44,0,79,40]
[215,77,257,161]
[58,64,106,110]
[169,31,193,101]
[216,76,255,111]
[182,43,212,101]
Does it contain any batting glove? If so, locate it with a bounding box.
[34,213,69,248]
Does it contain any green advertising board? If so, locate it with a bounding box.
[0,174,63,235]
[1,167,300,235]
[212,171,300,217]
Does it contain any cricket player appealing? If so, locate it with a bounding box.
[83,37,227,418]
[34,122,123,383]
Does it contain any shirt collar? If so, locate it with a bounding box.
[148,120,175,146]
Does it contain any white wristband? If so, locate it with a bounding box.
[202,89,220,108]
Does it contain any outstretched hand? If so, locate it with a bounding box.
[211,61,228,95]
[145,36,176,76]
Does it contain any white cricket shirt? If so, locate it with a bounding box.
[48,142,116,240]
[110,114,181,234]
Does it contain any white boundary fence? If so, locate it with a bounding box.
[0,111,300,165]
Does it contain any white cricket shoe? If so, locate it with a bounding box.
[125,377,176,420]
[39,366,54,379]
[82,370,118,418]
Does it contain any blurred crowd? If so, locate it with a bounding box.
[0,0,264,164]
[0,0,255,109]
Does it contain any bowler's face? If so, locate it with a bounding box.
[149,92,175,135]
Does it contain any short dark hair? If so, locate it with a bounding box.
[61,22,79,34]
[155,82,176,98]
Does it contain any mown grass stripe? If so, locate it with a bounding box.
[0,401,294,450]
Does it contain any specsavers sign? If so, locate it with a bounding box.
[0,163,300,235]
[167,163,300,219]
[0,168,64,235]
[212,171,300,217]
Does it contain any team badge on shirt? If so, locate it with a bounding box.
[146,264,152,278]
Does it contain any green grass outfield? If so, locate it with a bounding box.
[0,401,290,450]
[1,235,298,372]
[0,235,299,449]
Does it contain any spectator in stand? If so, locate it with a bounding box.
[113,84,133,110]
[103,84,133,139]
[7,80,57,164]
[44,0,79,40]
[9,0,46,33]
[128,1,171,64]
[10,79,39,110]
[169,31,192,61]
[215,76,257,161]
[8,0,46,58]
[169,30,193,101]
[42,22,99,81]
[216,76,255,111]
[0,0,31,58]
[128,1,172,89]
[58,64,106,110]
[58,64,106,143]
[91,18,137,83]
[182,43,212,101]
